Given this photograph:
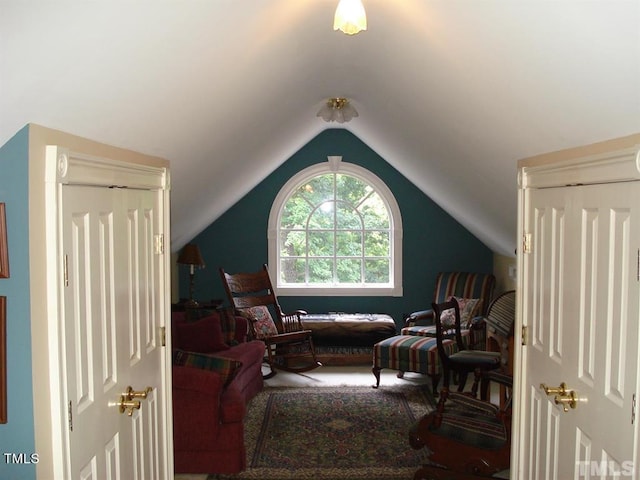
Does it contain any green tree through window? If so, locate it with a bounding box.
[269,158,402,296]
[280,173,391,285]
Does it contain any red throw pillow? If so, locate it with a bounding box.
[174,314,229,353]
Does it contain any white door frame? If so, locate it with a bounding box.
[40,146,173,479]
[513,142,640,476]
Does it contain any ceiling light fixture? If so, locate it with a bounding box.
[317,97,359,123]
[333,0,367,35]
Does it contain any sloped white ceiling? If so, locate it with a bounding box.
[2,1,639,256]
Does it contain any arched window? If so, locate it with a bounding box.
[268,156,402,296]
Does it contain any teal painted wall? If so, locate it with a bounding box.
[0,126,36,480]
[182,129,493,327]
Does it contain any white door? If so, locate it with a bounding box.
[62,185,168,479]
[520,181,640,478]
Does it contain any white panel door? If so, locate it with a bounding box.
[62,185,167,480]
[521,182,640,478]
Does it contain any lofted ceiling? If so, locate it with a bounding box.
[2,1,639,256]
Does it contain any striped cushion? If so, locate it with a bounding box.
[172,349,242,387]
[373,335,458,376]
[430,407,507,449]
[401,325,470,344]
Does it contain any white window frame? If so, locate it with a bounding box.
[268,156,403,296]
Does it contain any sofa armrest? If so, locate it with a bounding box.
[404,309,434,327]
[172,366,225,450]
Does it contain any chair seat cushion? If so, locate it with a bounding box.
[429,407,507,450]
[401,324,470,340]
[449,350,501,367]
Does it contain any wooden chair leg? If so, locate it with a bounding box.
[430,373,441,394]
[372,366,382,388]
[265,345,277,378]
[480,375,490,401]
[469,368,484,397]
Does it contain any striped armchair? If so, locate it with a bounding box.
[402,272,496,349]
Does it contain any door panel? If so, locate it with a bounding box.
[63,185,166,480]
[524,187,567,479]
[521,182,639,478]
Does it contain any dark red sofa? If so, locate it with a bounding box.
[172,308,264,474]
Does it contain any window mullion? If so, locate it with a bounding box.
[273,163,400,294]
[332,173,337,284]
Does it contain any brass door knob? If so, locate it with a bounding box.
[540,382,568,396]
[115,396,141,416]
[554,391,577,412]
[125,386,152,401]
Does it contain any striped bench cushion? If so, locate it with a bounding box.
[373,335,458,376]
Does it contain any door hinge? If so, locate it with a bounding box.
[63,254,69,287]
[68,400,73,432]
[160,326,166,347]
[154,234,164,255]
[521,325,528,346]
[632,394,636,424]
[636,249,639,282]
[523,233,532,254]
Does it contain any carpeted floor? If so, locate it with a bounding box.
[214,384,435,480]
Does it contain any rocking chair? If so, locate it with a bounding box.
[410,372,513,479]
[219,264,321,378]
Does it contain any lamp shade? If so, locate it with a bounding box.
[334,0,367,35]
[177,244,205,268]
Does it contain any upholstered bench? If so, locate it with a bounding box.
[302,312,397,365]
[372,335,458,392]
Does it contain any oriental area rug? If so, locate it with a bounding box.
[213,385,436,480]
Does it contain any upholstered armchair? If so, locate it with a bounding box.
[402,272,496,350]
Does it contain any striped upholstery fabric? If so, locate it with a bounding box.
[401,324,471,346]
[403,272,496,349]
[432,272,496,316]
[430,405,507,449]
[373,335,458,376]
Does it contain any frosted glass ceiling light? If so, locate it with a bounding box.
[333,0,367,35]
[317,97,359,123]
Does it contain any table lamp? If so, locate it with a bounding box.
[177,243,205,307]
